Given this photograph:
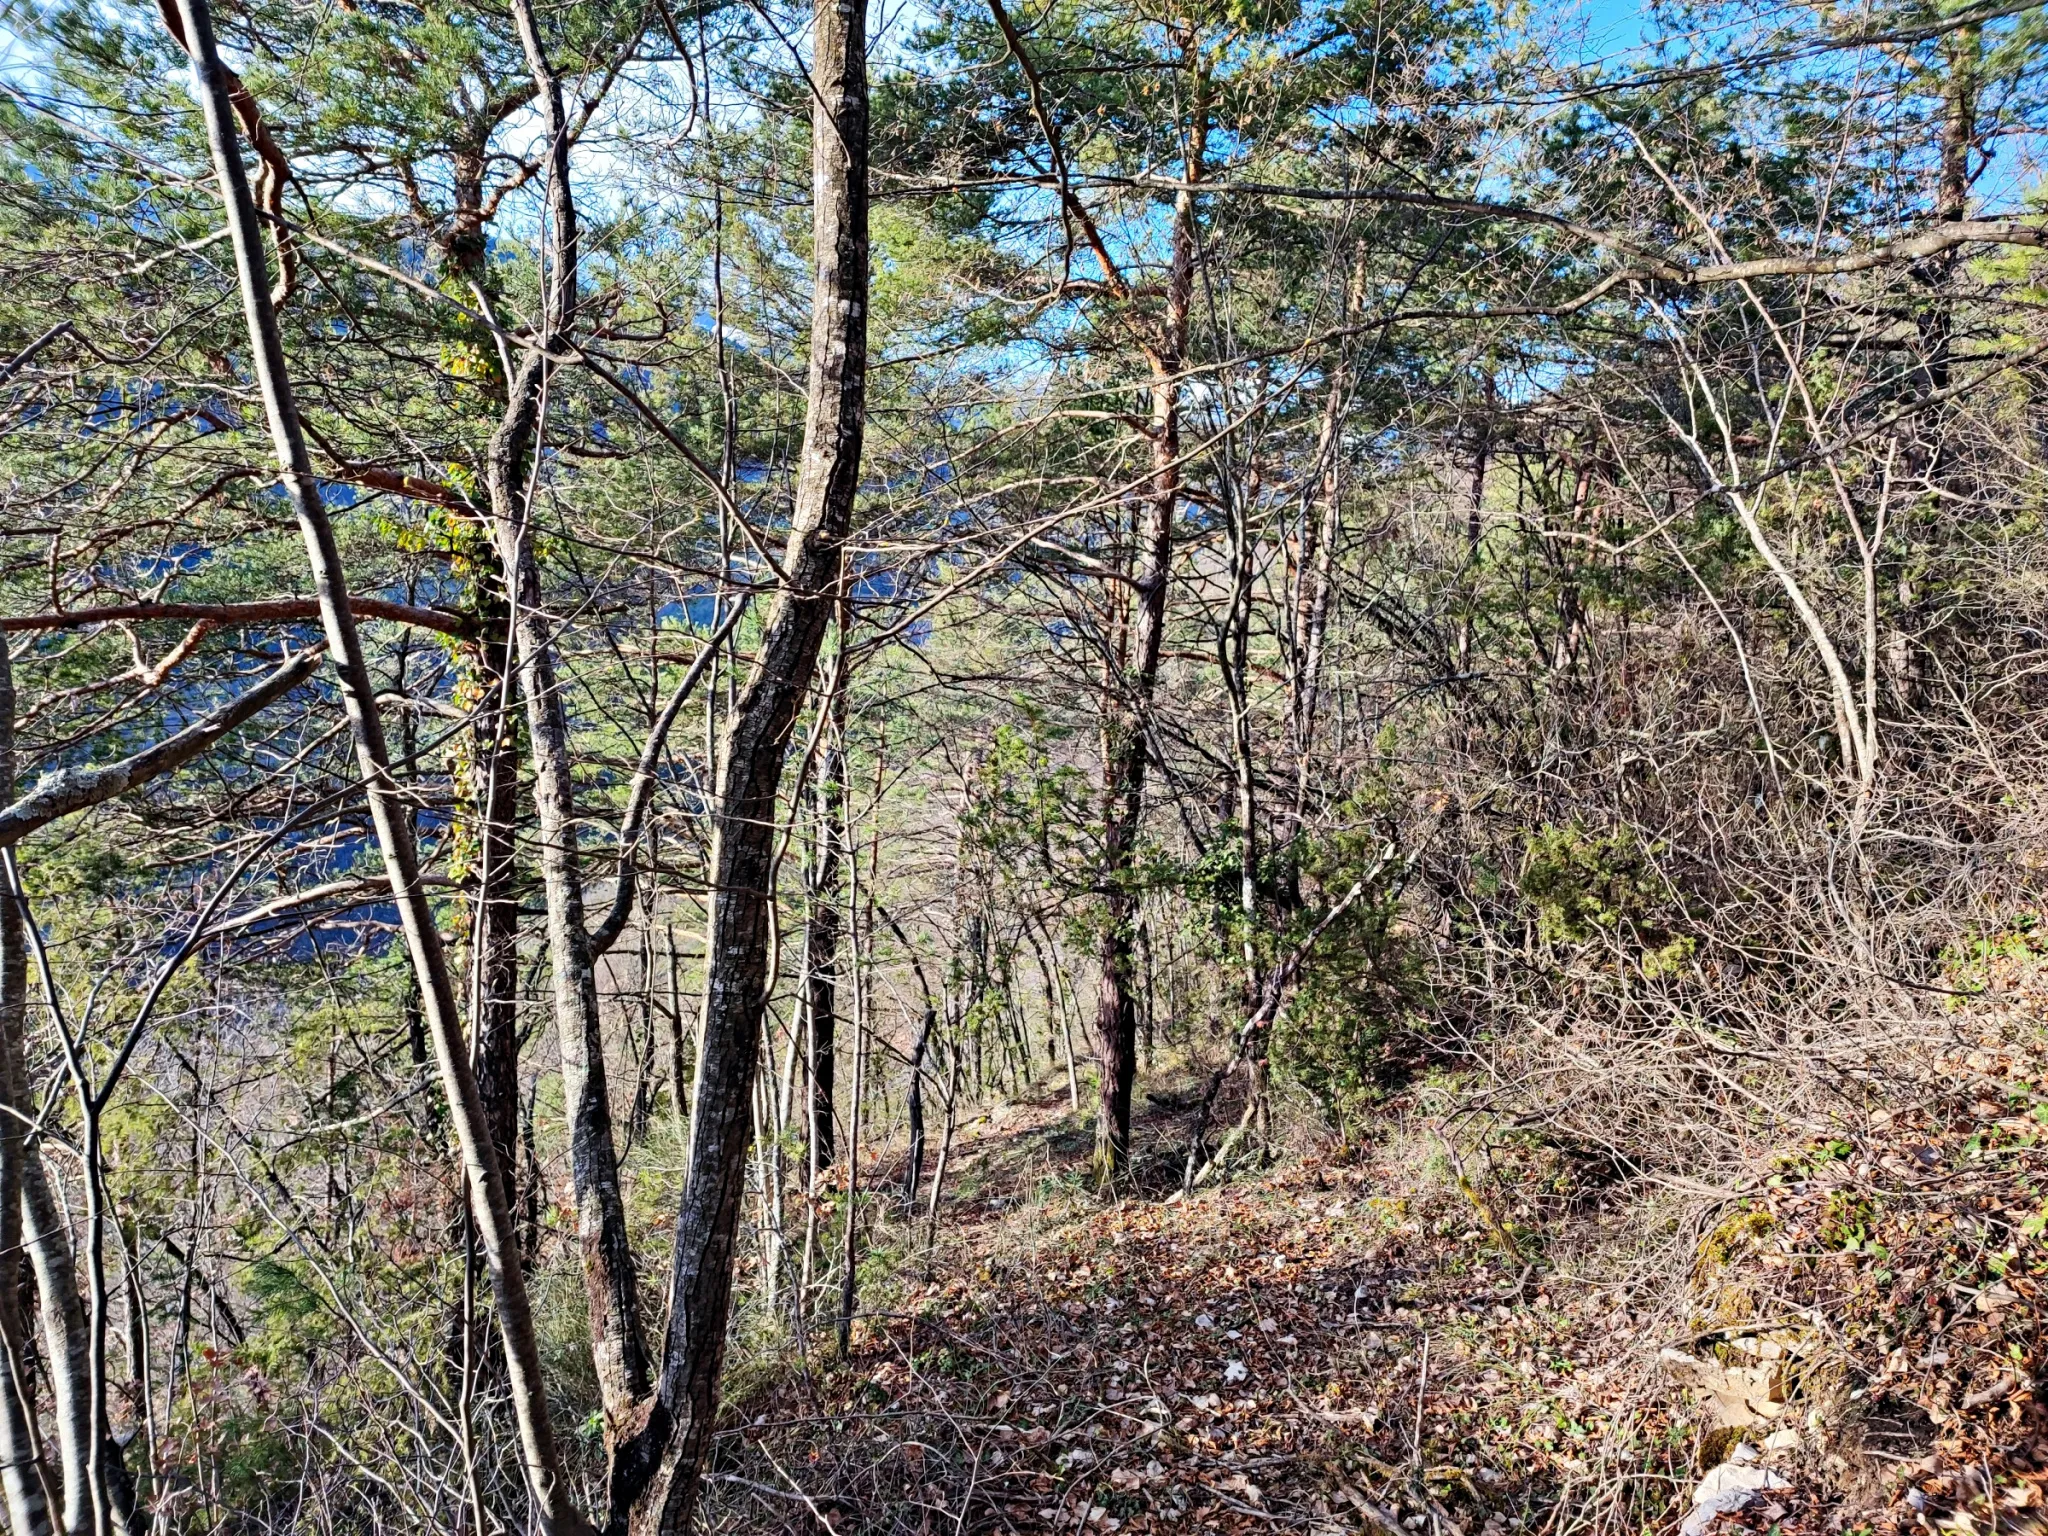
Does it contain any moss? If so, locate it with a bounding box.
[1521,824,1663,945]
[1698,1424,1745,1470]
[1453,1171,1528,1260]
[1700,1208,1777,1273]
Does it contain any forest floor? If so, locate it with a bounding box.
[700,1036,2048,1536]
[701,1079,1708,1536]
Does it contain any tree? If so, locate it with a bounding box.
[610,0,870,1520]
[169,0,585,1522]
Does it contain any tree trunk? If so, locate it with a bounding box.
[0,648,55,1536]
[1924,23,1981,394]
[486,0,651,1434]
[168,0,582,1524]
[1290,250,1363,862]
[437,72,526,1226]
[609,0,867,1522]
[468,603,524,1225]
[903,1005,934,1204]
[836,953,864,1359]
[1091,81,1203,1178]
[804,665,847,1173]
[1221,470,1259,1005]
[17,1128,94,1536]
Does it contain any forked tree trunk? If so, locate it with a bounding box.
[608,0,867,1523]
[169,1,582,1526]
[487,0,651,1434]
[0,690,333,1525]
[0,643,323,1536]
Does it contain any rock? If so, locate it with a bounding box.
[1679,1447,1791,1536]
[1680,1486,1760,1536]
[1698,1455,1789,1501]
[1660,1339,1804,1428]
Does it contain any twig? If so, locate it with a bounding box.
[756,1440,844,1535]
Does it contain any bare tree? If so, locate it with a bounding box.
[484,0,652,1442]
[608,0,869,1524]
[166,0,584,1526]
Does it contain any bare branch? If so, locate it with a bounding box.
[0,600,475,640]
[0,646,323,846]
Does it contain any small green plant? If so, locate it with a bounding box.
[1941,913,2047,998]
[1770,1139,1853,1183]
[1819,1190,1878,1251]
[1520,824,1692,974]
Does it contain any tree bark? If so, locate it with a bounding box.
[0,647,321,848]
[1924,22,1981,393]
[0,656,350,1534]
[486,0,652,1435]
[837,955,864,1359]
[904,1005,934,1204]
[16,1123,94,1536]
[1220,467,1259,1006]
[1290,250,1364,853]
[804,664,847,1173]
[0,599,470,638]
[0,682,137,1536]
[0,648,55,1536]
[167,0,583,1525]
[467,605,524,1228]
[1091,74,1204,1178]
[609,0,867,1521]
[435,68,529,1237]
[1089,454,1169,1176]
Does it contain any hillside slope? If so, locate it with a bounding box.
[698,1041,2048,1536]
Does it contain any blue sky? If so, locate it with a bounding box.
[1581,0,1654,49]
[1561,0,1696,68]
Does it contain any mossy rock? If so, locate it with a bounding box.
[1698,1208,1776,1276]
